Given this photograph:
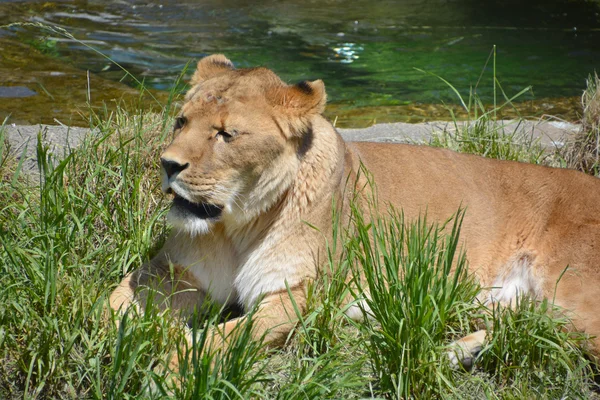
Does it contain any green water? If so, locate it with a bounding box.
[1,0,599,125]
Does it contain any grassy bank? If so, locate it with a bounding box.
[1,73,600,399]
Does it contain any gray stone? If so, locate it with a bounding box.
[4,124,89,174]
[338,120,579,148]
[0,86,37,98]
[3,120,580,176]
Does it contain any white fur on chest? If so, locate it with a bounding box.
[175,227,310,309]
[174,233,238,306]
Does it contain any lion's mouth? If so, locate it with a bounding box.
[172,195,223,219]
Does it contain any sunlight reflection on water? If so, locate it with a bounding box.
[331,43,364,64]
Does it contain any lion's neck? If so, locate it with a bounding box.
[289,117,345,214]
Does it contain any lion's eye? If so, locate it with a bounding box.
[216,130,234,143]
[174,116,187,131]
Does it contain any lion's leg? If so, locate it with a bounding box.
[168,283,306,375]
[209,283,306,349]
[449,252,547,368]
[109,260,206,321]
[447,330,487,369]
[109,273,139,313]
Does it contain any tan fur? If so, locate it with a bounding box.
[110,55,600,373]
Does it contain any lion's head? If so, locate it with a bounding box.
[161,54,327,235]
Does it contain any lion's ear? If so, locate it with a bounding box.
[272,79,327,116]
[190,54,235,85]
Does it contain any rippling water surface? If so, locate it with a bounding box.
[1,0,599,125]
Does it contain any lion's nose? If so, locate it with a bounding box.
[161,158,189,179]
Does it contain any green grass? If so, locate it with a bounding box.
[347,198,480,398]
[476,297,595,399]
[424,46,545,164]
[1,42,600,397]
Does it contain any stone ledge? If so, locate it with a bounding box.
[4,124,89,174]
[4,120,580,174]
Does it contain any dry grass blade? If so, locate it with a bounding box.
[562,72,600,176]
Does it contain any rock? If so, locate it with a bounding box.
[339,120,579,148]
[0,86,37,98]
[3,120,580,175]
[4,124,89,174]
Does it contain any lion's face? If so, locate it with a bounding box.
[161,55,327,234]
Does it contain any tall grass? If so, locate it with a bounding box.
[344,180,480,398]
[424,46,546,164]
[0,108,173,398]
[169,304,270,399]
[0,108,276,399]
[477,297,594,398]
[562,72,600,176]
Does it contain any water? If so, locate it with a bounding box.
[1,0,599,125]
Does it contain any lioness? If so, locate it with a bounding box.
[110,54,600,372]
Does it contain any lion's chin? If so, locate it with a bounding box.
[167,211,213,236]
[167,196,223,236]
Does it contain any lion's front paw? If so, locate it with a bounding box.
[447,329,487,369]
